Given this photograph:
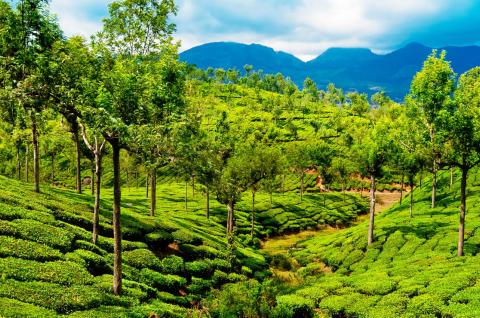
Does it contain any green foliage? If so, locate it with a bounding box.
[272,295,314,318]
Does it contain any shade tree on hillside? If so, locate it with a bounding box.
[444,67,480,256]
[3,0,62,193]
[408,50,455,209]
[91,0,178,296]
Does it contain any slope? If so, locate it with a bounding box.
[0,173,367,317]
[278,170,480,317]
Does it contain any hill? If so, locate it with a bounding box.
[270,170,480,317]
[0,175,366,317]
[180,42,480,99]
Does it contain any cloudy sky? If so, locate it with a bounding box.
[46,0,480,61]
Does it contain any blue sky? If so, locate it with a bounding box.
[45,0,480,61]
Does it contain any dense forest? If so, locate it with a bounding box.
[1,0,480,317]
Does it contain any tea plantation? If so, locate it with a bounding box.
[272,170,480,318]
[0,175,367,317]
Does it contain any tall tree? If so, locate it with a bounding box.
[94,0,177,296]
[4,0,62,193]
[446,67,480,256]
[408,50,455,208]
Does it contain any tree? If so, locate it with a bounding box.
[93,0,178,296]
[80,124,106,245]
[408,50,455,208]
[6,0,62,193]
[48,37,96,194]
[351,112,392,246]
[446,67,480,256]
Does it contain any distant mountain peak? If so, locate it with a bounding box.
[180,41,480,99]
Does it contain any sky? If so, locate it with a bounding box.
[44,0,480,61]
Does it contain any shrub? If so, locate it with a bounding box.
[187,277,213,294]
[74,240,107,255]
[271,254,293,271]
[123,249,162,271]
[71,250,111,275]
[172,229,202,245]
[145,230,174,247]
[0,236,63,261]
[0,258,93,286]
[0,279,123,314]
[11,219,74,251]
[0,297,58,318]
[138,268,186,292]
[272,295,314,318]
[161,255,185,275]
[185,260,214,278]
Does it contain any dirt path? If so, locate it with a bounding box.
[261,190,407,256]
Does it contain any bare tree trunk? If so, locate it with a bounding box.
[205,186,210,219]
[192,174,195,199]
[409,178,414,218]
[458,167,468,257]
[450,167,454,189]
[16,146,21,180]
[368,175,376,246]
[135,170,139,188]
[91,162,95,196]
[146,173,149,199]
[226,200,234,235]
[31,114,40,193]
[185,181,188,211]
[51,153,55,183]
[73,128,82,194]
[111,142,122,296]
[400,173,404,204]
[93,153,103,245]
[150,169,156,217]
[25,144,29,182]
[300,172,304,202]
[432,159,437,209]
[251,190,256,239]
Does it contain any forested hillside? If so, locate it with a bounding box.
[2,0,480,317]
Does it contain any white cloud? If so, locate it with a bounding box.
[45,0,476,59]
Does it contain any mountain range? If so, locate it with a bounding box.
[180,42,480,100]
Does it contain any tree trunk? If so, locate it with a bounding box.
[251,191,256,239]
[111,142,122,296]
[91,162,95,196]
[126,170,130,192]
[368,175,376,246]
[93,153,103,245]
[73,128,82,194]
[146,173,149,199]
[205,186,210,219]
[135,170,139,188]
[150,170,156,217]
[185,181,188,211]
[458,167,468,257]
[31,114,40,193]
[51,153,55,183]
[16,146,21,180]
[300,172,304,201]
[400,173,404,204]
[192,175,195,199]
[25,144,29,182]
[409,178,414,218]
[226,200,234,235]
[450,167,454,189]
[432,159,437,209]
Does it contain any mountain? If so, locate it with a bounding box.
[180,42,480,100]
